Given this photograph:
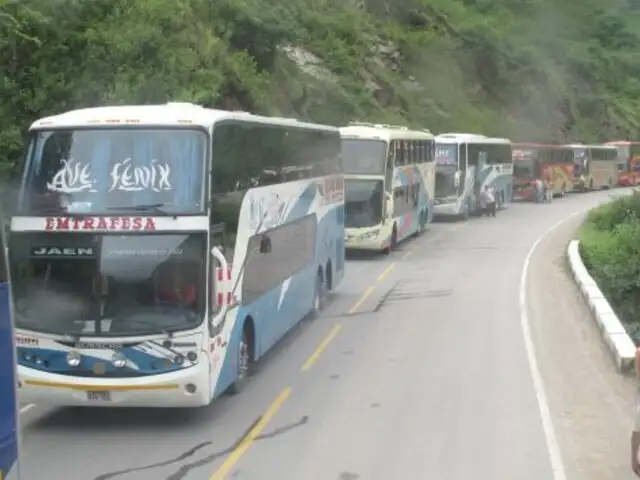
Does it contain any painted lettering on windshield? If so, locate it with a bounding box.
[109,158,171,192]
[45,157,173,194]
[46,158,97,193]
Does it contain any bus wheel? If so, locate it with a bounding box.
[311,269,325,317]
[415,210,426,236]
[384,225,397,255]
[228,319,255,395]
[462,199,470,220]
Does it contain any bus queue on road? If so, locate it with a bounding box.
[2,103,635,424]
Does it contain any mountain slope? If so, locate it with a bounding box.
[2,0,640,174]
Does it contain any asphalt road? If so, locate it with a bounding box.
[18,188,637,480]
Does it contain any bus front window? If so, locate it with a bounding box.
[19,128,206,215]
[10,233,206,337]
[513,159,535,179]
[340,139,387,175]
[344,179,383,228]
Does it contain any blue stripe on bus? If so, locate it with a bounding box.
[0,281,18,479]
[17,345,189,376]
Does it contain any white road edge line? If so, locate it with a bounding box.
[20,403,35,414]
[519,211,585,480]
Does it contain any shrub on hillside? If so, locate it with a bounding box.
[580,193,640,343]
[586,191,640,231]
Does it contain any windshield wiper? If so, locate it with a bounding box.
[107,203,170,214]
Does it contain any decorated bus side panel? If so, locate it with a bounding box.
[213,176,344,396]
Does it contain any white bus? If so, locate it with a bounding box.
[433,133,513,217]
[10,103,345,407]
[340,123,435,253]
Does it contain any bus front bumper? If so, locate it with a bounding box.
[433,201,461,216]
[18,363,211,408]
[345,227,390,251]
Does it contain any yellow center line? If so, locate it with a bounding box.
[376,263,395,282]
[301,324,343,371]
[210,387,291,479]
[348,285,375,313]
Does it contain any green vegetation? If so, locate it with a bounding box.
[579,192,640,343]
[4,0,640,178]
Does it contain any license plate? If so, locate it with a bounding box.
[86,391,111,401]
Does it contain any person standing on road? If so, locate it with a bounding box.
[533,178,543,203]
[480,185,496,217]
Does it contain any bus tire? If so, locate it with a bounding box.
[228,318,255,395]
[384,225,398,255]
[415,210,426,236]
[311,268,325,318]
[325,260,333,292]
[462,199,470,220]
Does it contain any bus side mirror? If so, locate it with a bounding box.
[259,234,271,254]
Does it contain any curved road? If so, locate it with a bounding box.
[19,189,636,479]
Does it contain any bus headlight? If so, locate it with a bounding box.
[66,351,81,367]
[186,351,198,362]
[360,229,379,240]
[112,352,127,368]
[174,354,185,366]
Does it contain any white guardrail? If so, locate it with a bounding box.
[566,239,636,371]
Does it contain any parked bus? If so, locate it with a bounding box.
[0,205,20,478]
[10,103,345,407]
[511,143,574,201]
[568,144,619,191]
[604,141,640,186]
[339,123,435,253]
[433,133,512,218]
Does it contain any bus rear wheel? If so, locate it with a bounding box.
[311,269,325,318]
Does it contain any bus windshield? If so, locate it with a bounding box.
[344,179,383,228]
[19,128,206,215]
[340,139,387,174]
[513,158,536,178]
[10,233,206,337]
[435,171,457,197]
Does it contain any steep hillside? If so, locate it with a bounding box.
[2,0,640,175]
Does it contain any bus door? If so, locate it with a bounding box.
[458,143,468,196]
[630,144,640,185]
[384,141,398,220]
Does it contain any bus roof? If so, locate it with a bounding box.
[605,140,640,146]
[582,144,617,149]
[339,122,434,141]
[511,143,569,149]
[436,133,511,144]
[29,103,339,132]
